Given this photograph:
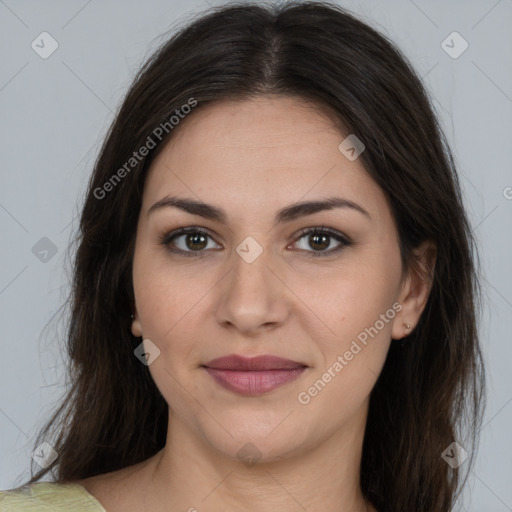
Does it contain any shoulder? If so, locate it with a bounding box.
[74,454,162,511]
[0,482,107,511]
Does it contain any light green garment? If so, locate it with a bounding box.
[0,482,107,511]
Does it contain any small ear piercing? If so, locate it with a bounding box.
[403,323,410,331]
[130,314,134,319]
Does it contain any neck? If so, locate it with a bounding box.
[142,401,373,512]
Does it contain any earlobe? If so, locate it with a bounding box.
[130,311,143,338]
[391,240,437,340]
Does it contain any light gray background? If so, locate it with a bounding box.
[0,0,511,510]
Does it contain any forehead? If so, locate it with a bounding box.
[141,96,388,225]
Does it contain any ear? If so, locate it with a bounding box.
[131,305,143,338]
[391,240,437,340]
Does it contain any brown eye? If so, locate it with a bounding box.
[183,232,208,251]
[159,227,221,257]
[307,232,330,251]
[159,226,352,259]
[292,227,352,258]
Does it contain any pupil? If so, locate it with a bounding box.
[310,233,329,250]
[184,232,330,252]
[187,233,207,250]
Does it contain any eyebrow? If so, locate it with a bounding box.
[147,195,371,224]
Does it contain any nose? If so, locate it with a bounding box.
[214,243,290,336]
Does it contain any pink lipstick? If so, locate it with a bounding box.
[202,355,307,396]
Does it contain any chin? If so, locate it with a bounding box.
[195,414,318,465]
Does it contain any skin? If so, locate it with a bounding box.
[77,95,434,512]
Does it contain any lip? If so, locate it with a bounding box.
[202,355,308,396]
[204,355,306,371]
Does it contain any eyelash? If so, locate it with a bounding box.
[158,226,352,259]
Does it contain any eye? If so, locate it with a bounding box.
[291,226,352,258]
[159,227,221,258]
[159,226,352,258]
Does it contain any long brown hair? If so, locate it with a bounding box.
[18,2,485,510]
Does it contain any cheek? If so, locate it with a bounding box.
[295,243,400,390]
[135,280,199,362]
[131,252,213,387]
[133,268,204,408]
[296,313,393,421]
[132,245,205,339]
[299,251,401,340]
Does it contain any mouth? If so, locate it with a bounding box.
[202,355,308,396]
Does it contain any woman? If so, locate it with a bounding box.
[0,1,485,511]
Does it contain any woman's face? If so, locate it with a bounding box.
[131,95,422,463]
